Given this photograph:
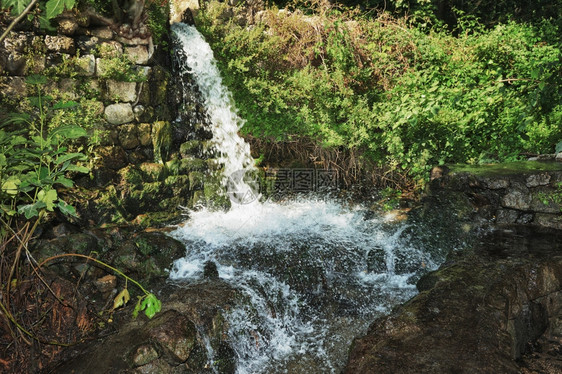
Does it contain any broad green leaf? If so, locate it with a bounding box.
[112,288,130,310]
[55,152,86,165]
[51,125,87,140]
[18,201,46,219]
[1,177,20,196]
[1,204,16,216]
[38,166,50,181]
[2,0,32,17]
[65,164,90,173]
[10,135,27,146]
[52,100,78,110]
[54,176,73,188]
[132,294,162,319]
[4,113,31,125]
[141,293,161,319]
[57,200,76,216]
[37,189,57,211]
[0,154,6,167]
[45,0,75,20]
[25,75,47,86]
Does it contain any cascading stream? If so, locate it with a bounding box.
[170,23,447,373]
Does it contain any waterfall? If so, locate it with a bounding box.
[172,22,258,204]
[170,23,444,373]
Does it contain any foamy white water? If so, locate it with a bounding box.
[170,23,442,373]
[169,199,437,373]
[172,22,256,199]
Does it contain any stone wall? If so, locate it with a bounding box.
[0,12,222,226]
[423,161,562,231]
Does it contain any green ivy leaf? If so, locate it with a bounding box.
[18,201,46,219]
[54,176,73,188]
[132,294,161,319]
[50,125,87,140]
[142,294,161,319]
[45,0,75,20]
[55,152,86,165]
[65,164,90,173]
[56,200,76,216]
[2,0,32,17]
[37,189,57,211]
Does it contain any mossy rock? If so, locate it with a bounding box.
[188,171,206,190]
[152,121,173,163]
[139,162,168,182]
[179,157,208,174]
[180,140,203,158]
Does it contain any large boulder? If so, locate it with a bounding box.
[345,226,562,374]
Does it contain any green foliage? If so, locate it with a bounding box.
[44,0,74,19]
[196,3,562,184]
[96,44,148,82]
[146,0,170,46]
[1,0,76,30]
[0,75,90,232]
[132,293,162,319]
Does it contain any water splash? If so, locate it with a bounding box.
[169,199,438,373]
[170,23,442,373]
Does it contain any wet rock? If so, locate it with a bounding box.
[94,274,117,294]
[105,80,137,102]
[346,226,562,374]
[52,309,206,373]
[496,208,519,224]
[112,232,186,280]
[57,17,79,35]
[180,157,208,173]
[138,123,152,146]
[89,27,114,39]
[75,54,96,76]
[526,173,551,188]
[119,123,140,149]
[180,140,203,157]
[96,146,128,169]
[203,261,219,279]
[105,103,135,125]
[147,310,196,363]
[502,185,532,210]
[126,45,151,65]
[6,52,26,75]
[45,35,75,54]
[366,246,386,273]
[132,344,160,367]
[485,177,510,190]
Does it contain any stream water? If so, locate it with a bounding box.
[170,23,448,373]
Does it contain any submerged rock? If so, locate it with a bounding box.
[345,226,562,374]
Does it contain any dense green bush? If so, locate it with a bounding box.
[196,1,562,184]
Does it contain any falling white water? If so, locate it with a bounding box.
[170,23,445,373]
[172,22,257,201]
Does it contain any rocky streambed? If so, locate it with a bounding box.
[17,161,562,374]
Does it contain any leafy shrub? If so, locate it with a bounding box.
[195,1,562,185]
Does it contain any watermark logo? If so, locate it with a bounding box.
[226,168,338,205]
[226,169,261,205]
